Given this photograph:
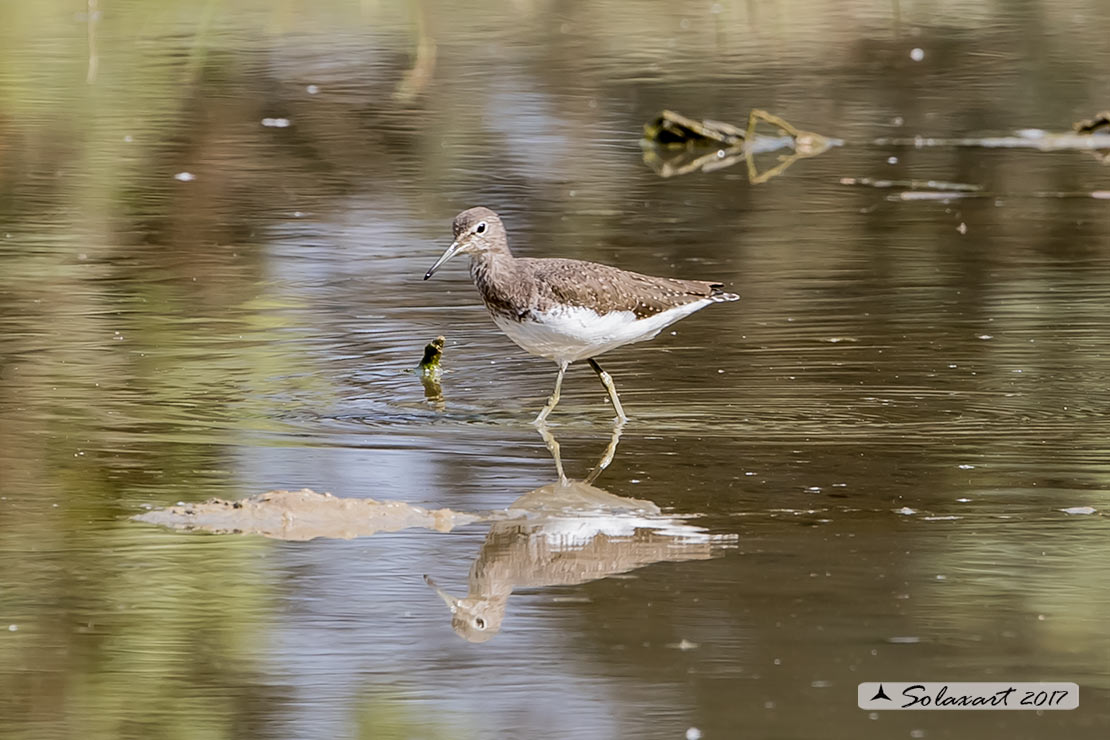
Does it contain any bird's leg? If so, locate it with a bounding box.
[585,418,625,484]
[534,361,569,424]
[534,421,567,484]
[587,358,628,423]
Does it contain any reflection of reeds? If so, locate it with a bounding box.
[394,0,436,102]
[0,506,273,739]
[85,0,98,84]
[182,0,223,87]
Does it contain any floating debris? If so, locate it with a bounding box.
[894,191,980,201]
[419,335,445,376]
[1059,506,1097,515]
[173,171,195,182]
[642,109,839,182]
[261,117,291,128]
[417,335,446,405]
[873,130,1110,152]
[642,146,748,179]
[642,109,745,148]
[665,639,700,651]
[839,177,982,192]
[1073,111,1110,135]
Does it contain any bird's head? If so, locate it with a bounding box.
[424,574,506,643]
[424,207,505,280]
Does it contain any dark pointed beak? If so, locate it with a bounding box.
[424,574,459,613]
[424,241,462,280]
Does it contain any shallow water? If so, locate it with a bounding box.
[2,1,1110,738]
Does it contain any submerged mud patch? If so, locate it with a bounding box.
[133,488,484,540]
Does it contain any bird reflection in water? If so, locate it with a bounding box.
[425,423,736,643]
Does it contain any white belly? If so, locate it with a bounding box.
[491,300,713,364]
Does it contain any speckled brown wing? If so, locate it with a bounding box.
[519,257,729,319]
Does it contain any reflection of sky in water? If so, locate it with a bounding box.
[264,542,629,739]
[264,195,428,283]
[251,517,645,739]
[484,83,576,181]
[234,438,443,503]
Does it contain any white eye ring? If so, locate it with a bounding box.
[475,221,487,234]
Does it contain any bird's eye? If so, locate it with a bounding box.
[475,221,487,235]
[475,617,486,630]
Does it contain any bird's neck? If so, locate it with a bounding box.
[469,247,525,316]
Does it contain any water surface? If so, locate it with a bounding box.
[2,1,1109,738]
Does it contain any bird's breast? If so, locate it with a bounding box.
[489,303,707,364]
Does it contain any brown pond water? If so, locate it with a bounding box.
[2,1,1110,738]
